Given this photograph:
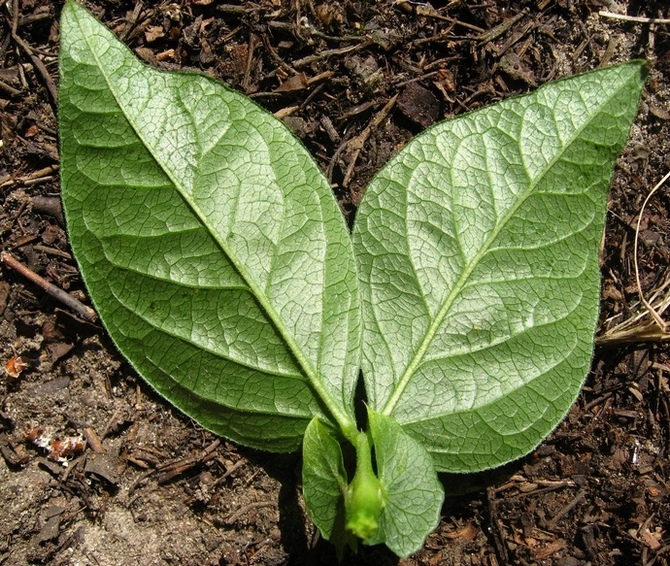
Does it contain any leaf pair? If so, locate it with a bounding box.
[58,1,645,557]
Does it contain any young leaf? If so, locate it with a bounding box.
[353,61,646,472]
[302,419,348,541]
[364,410,444,558]
[58,1,361,450]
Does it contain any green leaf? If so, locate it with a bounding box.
[365,410,444,558]
[58,1,360,451]
[302,418,348,541]
[353,61,646,472]
[302,418,357,557]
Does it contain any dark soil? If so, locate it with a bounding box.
[1,1,669,565]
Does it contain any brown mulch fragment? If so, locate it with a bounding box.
[397,82,441,128]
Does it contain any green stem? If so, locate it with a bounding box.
[345,431,384,539]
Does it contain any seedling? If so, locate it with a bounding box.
[58,2,645,557]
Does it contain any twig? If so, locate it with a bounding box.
[224,500,276,524]
[486,486,510,564]
[0,77,20,96]
[342,94,399,187]
[216,4,262,15]
[12,35,58,104]
[546,488,587,530]
[599,11,670,24]
[242,32,258,92]
[0,165,59,188]
[214,458,246,485]
[633,170,670,332]
[155,439,221,483]
[0,252,97,322]
[292,42,369,69]
[477,11,526,43]
[9,0,57,106]
[83,427,105,453]
[10,34,58,105]
[410,4,486,34]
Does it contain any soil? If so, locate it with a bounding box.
[1,1,669,565]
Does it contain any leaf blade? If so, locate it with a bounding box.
[59,1,360,450]
[366,410,444,558]
[354,61,645,471]
[302,418,359,557]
